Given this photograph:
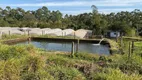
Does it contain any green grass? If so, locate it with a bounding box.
[0,34,28,41]
[92,68,142,80]
[105,39,119,54]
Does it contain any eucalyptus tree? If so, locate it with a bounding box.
[50,10,62,22]
[6,6,11,14]
[41,6,50,22]
[62,14,70,29]
[130,9,142,36]
[35,8,42,21]
[49,10,63,28]
[91,5,102,35]
[91,5,98,14]
[35,6,50,22]
[22,11,37,27]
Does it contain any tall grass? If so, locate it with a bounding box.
[92,68,142,80]
[0,34,28,41]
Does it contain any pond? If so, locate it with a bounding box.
[18,40,110,55]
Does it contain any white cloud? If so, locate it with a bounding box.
[0,0,141,15]
[0,0,140,7]
[99,8,138,14]
[61,10,92,15]
[104,0,142,3]
[62,8,138,15]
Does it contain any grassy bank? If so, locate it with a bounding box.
[0,35,142,80]
[0,42,141,80]
[105,39,119,54]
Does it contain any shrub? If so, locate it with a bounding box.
[0,44,30,60]
[92,68,142,80]
[20,55,53,80]
[1,34,28,40]
[75,52,98,62]
[47,65,86,80]
[0,59,21,80]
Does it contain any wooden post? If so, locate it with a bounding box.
[64,32,66,38]
[91,32,93,39]
[120,36,123,47]
[120,35,123,54]
[131,41,134,54]
[86,33,88,39]
[28,37,31,44]
[9,30,10,36]
[87,33,89,39]
[62,32,63,38]
[1,32,3,39]
[76,39,80,53]
[0,31,2,39]
[24,31,26,35]
[116,32,118,42]
[65,32,66,36]
[9,30,11,39]
[42,30,44,35]
[71,42,75,57]
[74,32,75,39]
[28,30,30,36]
[128,42,131,62]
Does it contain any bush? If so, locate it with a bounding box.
[1,34,28,40]
[92,68,142,80]
[0,45,25,60]
[47,65,86,80]
[125,28,136,37]
[75,52,98,62]
[0,44,33,60]
[0,59,20,80]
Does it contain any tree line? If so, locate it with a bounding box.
[0,6,142,36]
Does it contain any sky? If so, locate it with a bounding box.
[0,0,142,15]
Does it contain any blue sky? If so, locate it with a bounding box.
[0,0,142,15]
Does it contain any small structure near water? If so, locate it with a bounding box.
[106,31,120,38]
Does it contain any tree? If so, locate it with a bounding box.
[91,5,98,14]
[91,5,102,35]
